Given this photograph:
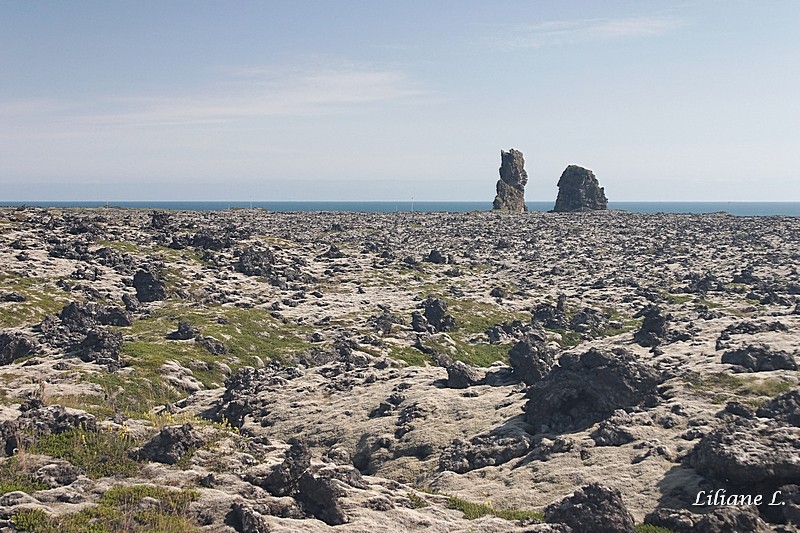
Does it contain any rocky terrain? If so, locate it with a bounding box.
[0,206,798,532]
[492,149,528,212]
[553,165,609,212]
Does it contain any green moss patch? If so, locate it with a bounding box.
[684,372,794,405]
[12,485,200,533]
[0,275,71,328]
[31,426,141,479]
[0,457,48,495]
[446,494,543,521]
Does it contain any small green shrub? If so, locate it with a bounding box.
[636,524,677,533]
[407,492,429,508]
[31,427,140,479]
[11,485,200,533]
[0,457,48,495]
[11,508,50,531]
[446,495,543,522]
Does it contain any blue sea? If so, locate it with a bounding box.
[1,201,799,216]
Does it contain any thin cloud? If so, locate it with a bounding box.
[499,15,685,49]
[2,61,428,130]
[99,63,426,127]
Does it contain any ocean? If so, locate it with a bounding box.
[1,201,799,216]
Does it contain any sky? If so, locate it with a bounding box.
[1,1,799,202]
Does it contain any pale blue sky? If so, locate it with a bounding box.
[1,1,798,201]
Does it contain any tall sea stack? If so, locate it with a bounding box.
[492,149,528,212]
[552,165,608,212]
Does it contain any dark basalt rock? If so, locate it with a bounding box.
[552,165,608,212]
[225,502,271,533]
[410,311,429,333]
[569,307,611,337]
[150,211,171,229]
[213,364,304,428]
[197,335,228,355]
[524,348,662,433]
[633,305,690,347]
[166,321,200,340]
[17,404,97,438]
[445,361,483,388]
[367,311,405,336]
[1,420,19,457]
[192,231,233,250]
[682,271,726,294]
[235,248,275,277]
[0,331,39,365]
[296,470,348,525]
[721,344,797,372]
[532,294,568,329]
[685,418,800,490]
[133,267,167,302]
[34,460,82,489]
[132,424,205,465]
[644,506,771,533]
[320,245,346,259]
[439,433,532,473]
[590,410,637,446]
[253,438,311,497]
[544,483,636,533]
[420,296,455,332]
[508,333,557,385]
[423,249,447,264]
[0,291,26,302]
[76,328,123,370]
[756,389,800,426]
[492,148,528,212]
[58,301,132,330]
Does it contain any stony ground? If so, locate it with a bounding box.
[0,206,798,532]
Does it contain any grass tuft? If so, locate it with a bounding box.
[11,485,200,533]
[446,495,543,522]
[31,426,141,479]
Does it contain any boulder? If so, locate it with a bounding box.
[492,149,528,212]
[58,301,132,330]
[17,404,97,438]
[235,248,275,277]
[508,334,557,385]
[532,294,568,329]
[721,344,797,372]
[685,418,800,490]
[132,424,205,465]
[150,211,171,229]
[0,331,39,365]
[197,335,228,355]
[569,307,610,337]
[296,470,348,525]
[252,438,311,497]
[633,305,690,347]
[225,501,271,533]
[166,321,200,340]
[544,483,636,533]
[133,267,167,302]
[445,361,483,388]
[756,389,800,426]
[75,328,123,369]
[552,165,608,212]
[439,433,532,473]
[421,296,456,332]
[524,348,661,433]
[644,506,771,533]
[411,311,429,333]
[590,410,637,446]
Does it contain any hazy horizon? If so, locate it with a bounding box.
[2,1,799,202]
